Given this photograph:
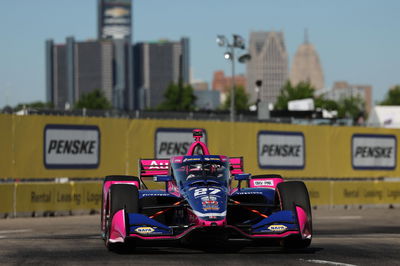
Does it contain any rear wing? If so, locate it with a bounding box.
[230,157,244,175]
[139,159,170,178]
[139,157,243,179]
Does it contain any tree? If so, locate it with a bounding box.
[314,96,339,111]
[14,101,53,111]
[75,89,112,110]
[223,86,249,111]
[158,82,197,111]
[381,85,400,105]
[275,81,315,110]
[337,95,365,119]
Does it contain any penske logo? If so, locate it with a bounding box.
[135,227,155,234]
[258,131,305,169]
[268,225,287,232]
[44,125,100,169]
[352,134,396,170]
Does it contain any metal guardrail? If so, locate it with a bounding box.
[2,108,355,126]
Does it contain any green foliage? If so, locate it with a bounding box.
[14,101,53,111]
[75,89,112,110]
[337,95,365,119]
[380,85,400,105]
[314,97,339,111]
[275,81,315,110]
[223,86,249,111]
[274,80,365,119]
[158,82,197,111]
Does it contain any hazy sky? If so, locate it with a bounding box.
[1,0,399,108]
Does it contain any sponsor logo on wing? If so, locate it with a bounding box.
[135,227,155,234]
[192,210,226,217]
[253,180,274,187]
[268,224,287,232]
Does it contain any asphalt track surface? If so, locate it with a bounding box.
[0,208,399,265]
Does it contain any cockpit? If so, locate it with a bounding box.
[171,155,230,186]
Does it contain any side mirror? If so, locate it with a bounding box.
[234,173,250,181]
[154,175,173,182]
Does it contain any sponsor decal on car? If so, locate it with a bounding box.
[44,124,100,169]
[148,160,169,169]
[258,131,305,169]
[201,196,219,211]
[352,134,396,170]
[235,191,263,195]
[155,128,207,158]
[253,180,274,187]
[193,188,221,197]
[268,225,287,232]
[135,227,155,234]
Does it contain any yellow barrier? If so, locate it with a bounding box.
[0,183,14,214]
[1,114,400,179]
[332,181,400,205]
[12,182,102,213]
[304,181,332,206]
[1,181,400,216]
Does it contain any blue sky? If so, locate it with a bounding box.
[1,0,399,107]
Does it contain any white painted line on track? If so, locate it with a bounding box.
[0,229,32,234]
[300,259,357,266]
[316,216,362,220]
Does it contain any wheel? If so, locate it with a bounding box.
[104,175,140,182]
[105,184,139,251]
[276,181,312,249]
[101,175,140,238]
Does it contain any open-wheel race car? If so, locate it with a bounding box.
[101,129,312,251]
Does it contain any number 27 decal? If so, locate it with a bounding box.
[194,188,221,197]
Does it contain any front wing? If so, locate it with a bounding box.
[108,205,311,243]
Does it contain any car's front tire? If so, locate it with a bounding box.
[276,181,312,249]
[105,184,139,252]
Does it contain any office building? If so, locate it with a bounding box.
[290,31,324,90]
[212,70,246,103]
[98,0,134,110]
[316,81,372,114]
[46,37,114,109]
[246,31,289,104]
[98,0,132,41]
[46,0,135,110]
[134,38,190,109]
[194,90,220,110]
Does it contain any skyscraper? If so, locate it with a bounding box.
[98,0,134,110]
[98,0,132,41]
[290,31,324,90]
[246,31,289,104]
[45,37,114,109]
[134,38,190,109]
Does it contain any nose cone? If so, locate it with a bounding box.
[186,186,228,222]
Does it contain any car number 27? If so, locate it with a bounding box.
[194,188,221,197]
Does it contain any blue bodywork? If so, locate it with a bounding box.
[128,155,299,239]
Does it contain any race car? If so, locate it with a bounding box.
[101,129,312,251]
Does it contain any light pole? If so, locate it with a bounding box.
[216,34,246,122]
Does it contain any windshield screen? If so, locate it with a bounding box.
[171,156,230,185]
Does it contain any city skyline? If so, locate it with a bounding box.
[1,0,400,108]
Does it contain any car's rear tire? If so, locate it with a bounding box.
[276,181,312,249]
[105,184,139,252]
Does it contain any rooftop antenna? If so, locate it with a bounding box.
[304,28,309,44]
